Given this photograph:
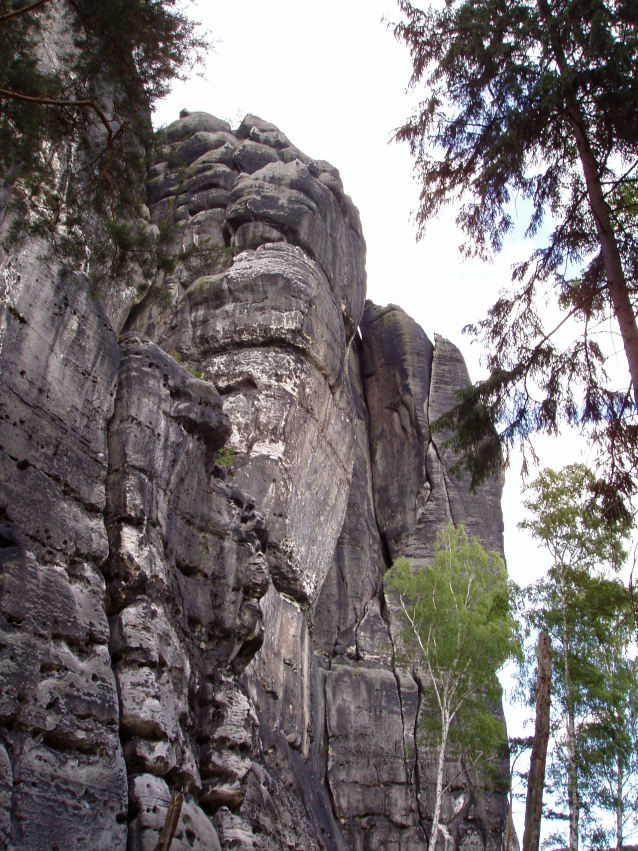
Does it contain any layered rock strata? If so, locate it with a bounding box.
[0,111,507,851]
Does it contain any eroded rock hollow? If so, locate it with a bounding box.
[0,111,507,851]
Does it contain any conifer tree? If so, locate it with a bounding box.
[394,0,638,513]
[0,0,208,292]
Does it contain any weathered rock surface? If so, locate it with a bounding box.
[361,303,504,563]
[0,245,127,850]
[0,111,509,851]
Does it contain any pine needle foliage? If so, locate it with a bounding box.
[393,0,638,517]
[0,0,209,294]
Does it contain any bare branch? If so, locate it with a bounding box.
[0,0,54,24]
[0,86,117,194]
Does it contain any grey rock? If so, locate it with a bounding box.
[360,301,435,560]
[0,743,11,851]
[224,160,366,341]
[128,774,222,851]
[0,244,127,850]
[190,143,237,170]
[233,139,281,174]
[205,346,354,604]
[166,111,232,143]
[312,339,387,659]
[7,735,127,851]
[0,108,511,851]
[427,334,504,553]
[161,243,346,388]
[0,253,119,513]
[147,170,182,205]
[326,662,419,828]
[177,131,238,166]
[249,126,292,150]
[189,208,227,244]
[361,302,504,562]
[179,163,237,198]
[235,114,283,140]
[233,221,286,251]
[244,586,318,759]
[280,145,321,176]
[105,333,270,825]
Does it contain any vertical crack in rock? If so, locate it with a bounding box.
[414,676,427,835]
[428,435,457,528]
[104,333,272,849]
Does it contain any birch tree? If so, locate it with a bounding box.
[386,522,520,851]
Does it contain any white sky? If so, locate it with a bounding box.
[153,1,593,840]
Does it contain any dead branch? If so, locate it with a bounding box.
[153,793,184,851]
[0,0,55,24]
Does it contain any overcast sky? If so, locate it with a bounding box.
[154,1,589,836]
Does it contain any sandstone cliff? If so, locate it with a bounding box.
[0,112,507,851]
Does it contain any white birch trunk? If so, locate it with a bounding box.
[428,709,451,851]
[616,759,623,851]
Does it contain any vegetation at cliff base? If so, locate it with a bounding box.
[394,0,638,515]
[516,464,638,851]
[386,521,520,851]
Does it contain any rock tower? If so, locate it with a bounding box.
[0,112,507,851]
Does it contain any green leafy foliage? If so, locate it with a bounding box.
[394,0,638,514]
[212,446,234,468]
[577,633,638,850]
[517,464,636,851]
[386,522,520,851]
[520,464,630,571]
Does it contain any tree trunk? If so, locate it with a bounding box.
[154,793,183,851]
[616,759,623,851]
[522,631,552,851]
[537,0,638,410]
[505,793,513,851]
[429,711,451,851]
[568,114,638,411]
[560,579,579,851]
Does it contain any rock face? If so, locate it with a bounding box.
[0,112,507,851]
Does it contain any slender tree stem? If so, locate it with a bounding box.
[429,710,450,851]
[560,573,579,851]
[523,632,552,851]
[616,759,623,851]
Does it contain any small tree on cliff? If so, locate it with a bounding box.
[386,522,520,851]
